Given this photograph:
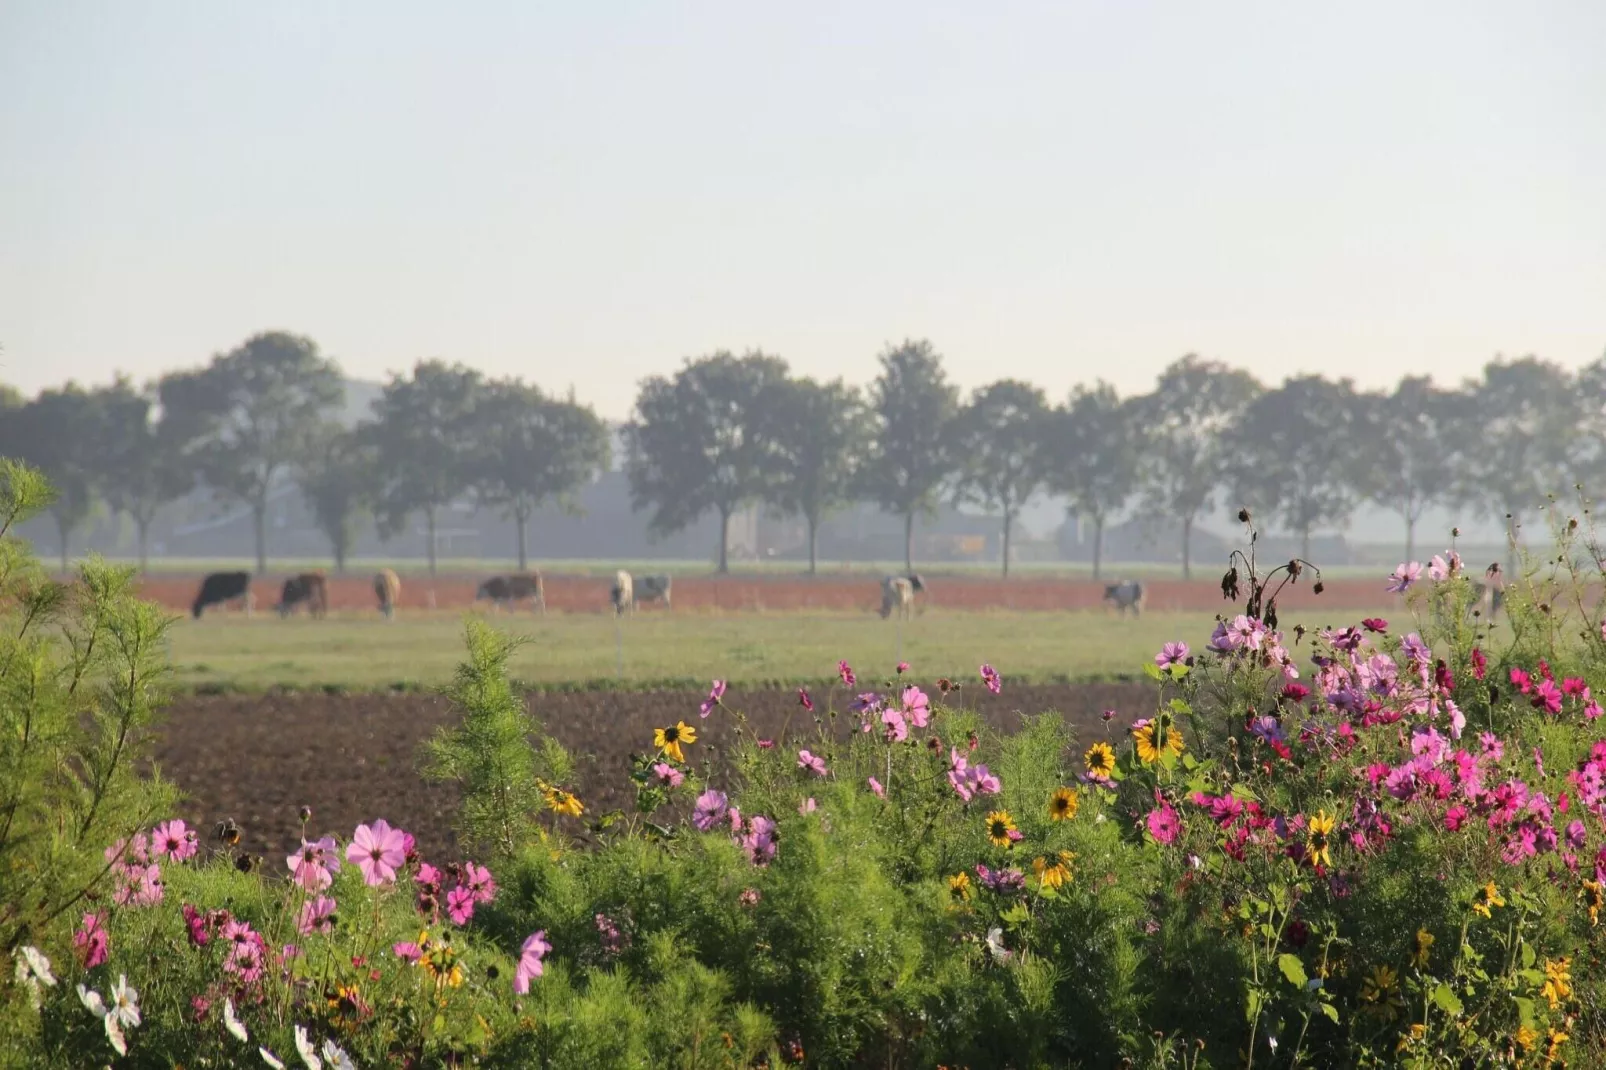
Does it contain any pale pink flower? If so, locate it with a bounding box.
[651,762,684,788]
[345,820,407,886]
[151,819,198,862]
[902,686,931,728]
[868,777,885,798]
[798,797,817,815]
[286,836,341,892]
[797,749,828,776]
[462,861,497,904]
[447,886,475,926]
[297,896,336,936]
[515,931,550,994]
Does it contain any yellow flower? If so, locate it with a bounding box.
[419,930,464,990]
[986,810,1018,848]
[1032,854,1071,891]
[1547,1027,1569,1063]
[948,872,971,902]
[1396,1022,1427,1052]
[1048,787,1079,822]
[1515,1024,1538,1052]
[1132,717,1184,765]
[1304,810,1336,868]
[1472,882,1506,918]
[1084,742,1116,778]
[542,784,585,817]
[1582,881,1603,926]
[1360,964,1402,1019]
[653,720,697,763]
[1411,928,1434,969]
[1542,957,1572,1009]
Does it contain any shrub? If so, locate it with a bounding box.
[5,475,1606,1067]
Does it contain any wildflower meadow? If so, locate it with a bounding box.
[6,458,1606,1067]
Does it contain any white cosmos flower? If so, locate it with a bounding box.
[984,926,1012,964]
[224,997,250,1042]
[104,1014,128,1056]
[293,1025,323,1070]
[321,1039,357,1070]
[19,946,56,986]
[261,1047,286,1069]
[109,974,141,1029]
[77,983,107,1017]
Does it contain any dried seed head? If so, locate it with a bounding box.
[1452,527,1461,538]
[298,806,312,825]
[1237,507,1252,525]
[1313,581,1325,595]
[1221,567,1240,601]
[1264,599,1279,631]
[1287,559,1302,578]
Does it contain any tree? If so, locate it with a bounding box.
[1357,376,1461,561]
[92,376,194,574]
[1137,356,1262,579]
[297,427,374,573]
[1223,375,1367,562]
[1043,382,1144,579]
[364,361,485,577]
[469,380,611,571]
[160,331,344,573]
[623,351,790,574]
[13,385,101,572]
[766,376,867,575]
[1453,357,1581,571]
[859,340,960,572]
[951,380,1051,577]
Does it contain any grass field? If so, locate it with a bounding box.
[165,605,1398,691]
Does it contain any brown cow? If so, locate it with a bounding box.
[373,569,401,620]
[276,572,328,618]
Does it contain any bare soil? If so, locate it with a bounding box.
[153,682,1152,864]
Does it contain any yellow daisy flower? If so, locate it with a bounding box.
[1581,880,1603,926]
[986,810,1018,848]
[653,720,697,763]
[1132,716,1184,765]
[1542,957,1572,1009]
[948,872,971,902]
[1084,742,1116,778]
[1411,928,1433,969]
[1048,787,1079,822]
[1472,882,1506,918]
[1032,854,1071,891]
[542,784,585,817]
[1515,1024,1538,1052]
[1304,810,1336,868]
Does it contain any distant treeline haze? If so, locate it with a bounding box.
[1,331,1600,577]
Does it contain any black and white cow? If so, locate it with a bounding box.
[634,574,672,609]
[192,571,254,619]
[879,573,926,619]
[476,573,545,613]
[1102,580,1145,617]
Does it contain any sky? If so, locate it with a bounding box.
[2,2,1603,424]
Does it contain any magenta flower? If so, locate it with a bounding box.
[73,912,108,968]
[392,939,422,964]
[462,861,497,904]
[151,819,198,862]
[902,686,931,728]
[798,687,814,712]
[1385,562,1421,594]
[868,777,885,798]
[446,886,475,926]
[699,679,727,718]
[896,661,910,674]
[797,749,829,776]
[980,663,1001,694]
[345,820,408,887]
[652,762,685,788]
[1532,678,1563,715]
[692,790,729,831]
[1145,802,1180,845]
[1444,805,1469,831]
[1154,642,1189,669]
[286,836,341,892]
[297,896,337,936]
[182,903,210,947]
[838,660,856,687]
[1361,617,1388,632]
[515,931,550,994]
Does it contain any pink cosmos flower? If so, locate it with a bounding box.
[287,836,341,892]
[880,707,908,743]
[756,738,775,749]
[446,886,475,926]
[838,660,856,687]
[105,832,151,867]
[392,940,422,964]
[1428,554,1451,582]
[182,903,210,947]
[1444,805,1469,831]
[797,749,828,776]
[902,686,931,728]
[297,896,337,936]
[652,762,684,788]
[1155,642,1189,669]
[692,790,729,831]
[699,679,726,718]
[73,912,108,968]
[738,888,761,907]
[1532,678,1563,715]
[1385,562,1421,594]
[798,687,813,712]
[1510,666,1533,694]
[740,815,778,866]
[462,861,496,904]
[896,661,910,674]
[868,777,885,798]
[345,820,408,886]
[1146,803,1180,845]
[151,819,198,862]
[980,663,1001,694]
[798,797,817,815]
[595,913,626,954]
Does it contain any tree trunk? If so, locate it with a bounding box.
[426,507,438,577]
[807,513,819,576]
[252,502,268,575]
[1301,526,1311,564]
[1001,510,1012,578]
[136,515,150,576]
[1506,510,1519,579]
[515,511,529,573]
[55,513,69,574]
[1092,516,1104,580]
[333,533,347,574]
[904,511,914,574]
[1404,508,1416,564]
[717,506,730,574]
[1181,515,1193,581]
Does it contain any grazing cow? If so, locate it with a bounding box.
[1472,564,1506,619]
[1102,580,1145,617]
[611,570,634,616]
[192,571,254,619]
[634,574,672,609]
[476,573,545,613]
[373,569,401,620]
[276,572,328,618]
[879,573,926,620]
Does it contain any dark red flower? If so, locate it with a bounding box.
[1361,618,1388,633]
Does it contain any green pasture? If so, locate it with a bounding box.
[163,605,1399,691]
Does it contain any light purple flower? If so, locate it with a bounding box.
[514,931,549,994]
[797,749,828,777]
[980,663,1002,694]
[1386,562,1422,594]
[692,790,729,832]
[345,820,407,887]
[1154,642,1190,669]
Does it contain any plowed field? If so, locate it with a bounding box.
[153,682,1152,864]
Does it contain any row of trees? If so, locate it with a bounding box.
[3,332,1599,577]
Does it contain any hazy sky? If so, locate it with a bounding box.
[3,2,1603,420]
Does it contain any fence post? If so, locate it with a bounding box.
[615,614,623,679]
